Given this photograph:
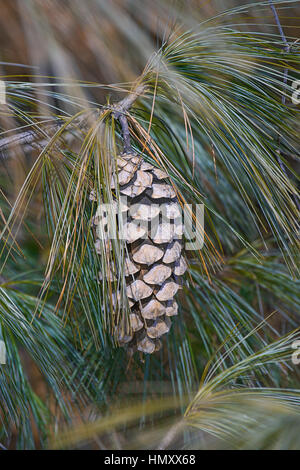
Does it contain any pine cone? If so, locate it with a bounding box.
[92,151,187,354]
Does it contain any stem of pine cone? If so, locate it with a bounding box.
[116,113,131,153]
[113,84,146,153]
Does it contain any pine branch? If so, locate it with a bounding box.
[0,86,146,157]
[0,123,61,158]
[268,0,300,212]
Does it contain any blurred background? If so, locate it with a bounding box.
[1,0,299,95]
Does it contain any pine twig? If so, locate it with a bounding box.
[0,123,62,158]
[268,0,300,212]
[0,86,146,157]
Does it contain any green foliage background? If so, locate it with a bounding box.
[0,0,299,449]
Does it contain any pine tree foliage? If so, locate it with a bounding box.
[0,0,299,449]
